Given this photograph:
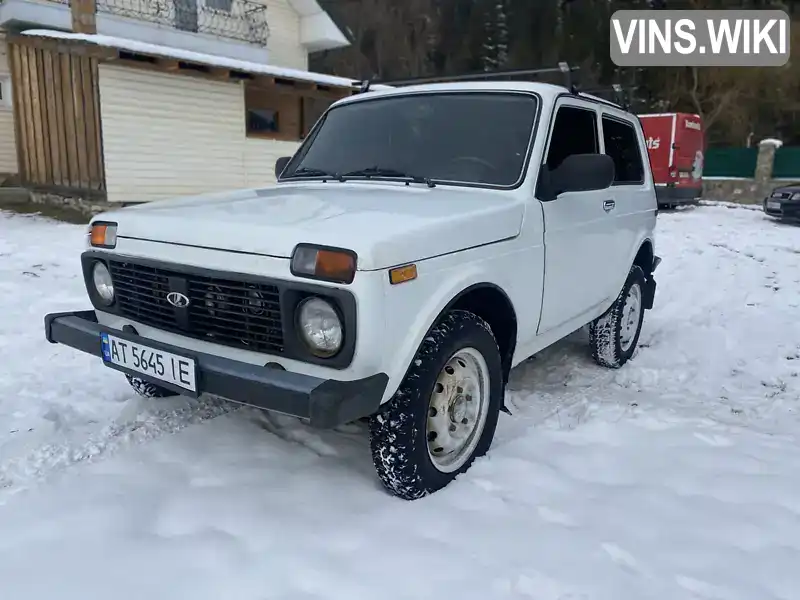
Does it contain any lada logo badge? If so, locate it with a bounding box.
[166,291,190,308]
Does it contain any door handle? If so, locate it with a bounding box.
[603,199,616,212]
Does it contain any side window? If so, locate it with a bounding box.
[602,116,644,185]
[545,105,598,171]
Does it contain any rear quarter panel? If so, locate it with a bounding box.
[606,111,658,298]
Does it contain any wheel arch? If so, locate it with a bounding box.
[439,282,518,385]
[633,239,655,278]
[382,281,519,406]
[606,237,653,307]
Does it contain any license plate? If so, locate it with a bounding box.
[100,332,197,392]
[767,201,781,210]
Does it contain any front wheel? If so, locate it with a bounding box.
[125,374,177,399]
[589,265,646,369]
[369,310,504,500]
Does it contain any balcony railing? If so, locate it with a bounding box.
[93,0,270,47]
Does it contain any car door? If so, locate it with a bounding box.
[599,111,651,297]
[536,99,618,336]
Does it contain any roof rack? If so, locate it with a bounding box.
[577,84,638,111]
[354,63,581,94]
[350,64,640,112]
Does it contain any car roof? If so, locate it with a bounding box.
[333,81,636,120]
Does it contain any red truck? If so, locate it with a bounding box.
[638,112,705,208]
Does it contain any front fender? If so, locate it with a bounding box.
[379,261,502,404]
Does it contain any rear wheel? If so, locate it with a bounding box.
[369,310,504,500]
[589,265,646,369]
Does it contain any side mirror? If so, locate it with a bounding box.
[275,156,291,179]
[549,153,615,197]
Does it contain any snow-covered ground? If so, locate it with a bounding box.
[0,204,798,600]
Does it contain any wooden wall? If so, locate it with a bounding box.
[8,43,105,195]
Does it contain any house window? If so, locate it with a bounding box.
[244,83,351,142]
[206,0,233,11]
[0,75,11,109]
[244,83,302,141]
[248,109,279,134]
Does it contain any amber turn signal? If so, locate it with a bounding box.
[291,244,357,284]
[89,222,117,248]
[389,264,417,285]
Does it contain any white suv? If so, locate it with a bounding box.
[45,80,660,500]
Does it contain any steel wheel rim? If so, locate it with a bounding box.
[426,347,491,473]
[620,283,642,352]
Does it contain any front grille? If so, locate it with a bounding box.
[782,203,800,219]
[107,260,285,354]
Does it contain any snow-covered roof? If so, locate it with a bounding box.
[20,29,388,90]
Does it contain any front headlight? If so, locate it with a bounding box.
[296,297,343,357]
[92,261,115,305]
[792,192,800,200]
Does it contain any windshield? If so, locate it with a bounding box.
[281,92,539,188]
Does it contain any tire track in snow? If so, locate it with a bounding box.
[0,396,235,504]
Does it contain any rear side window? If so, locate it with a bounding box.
[602,116,644,185]
[546,105,598,171]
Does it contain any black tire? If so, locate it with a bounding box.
[369,310,504,500]
[589,265,647,369]
[125,374,176,399]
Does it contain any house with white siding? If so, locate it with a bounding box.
[0,0,359,205]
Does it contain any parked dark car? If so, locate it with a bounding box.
[764,184,800,223]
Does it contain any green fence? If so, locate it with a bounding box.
[773,147,800,180]
[703,148,759,178]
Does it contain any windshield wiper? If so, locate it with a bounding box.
[342,166,436,188]
[284,166,344,182]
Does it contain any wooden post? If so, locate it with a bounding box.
[71,0,97,35]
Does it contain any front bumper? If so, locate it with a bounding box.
[656,185,701,204]
[44,310,387,429]
[763,199,800,222]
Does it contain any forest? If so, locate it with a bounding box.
[311,0,800,146]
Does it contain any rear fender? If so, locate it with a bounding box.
[614,236,658,309]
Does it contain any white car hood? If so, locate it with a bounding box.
[99,182,525,270]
